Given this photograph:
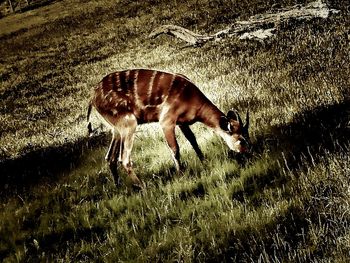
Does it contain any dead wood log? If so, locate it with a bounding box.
[149,24,214,46]
[149,0,340,45]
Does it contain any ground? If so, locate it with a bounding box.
[0,0,349,262]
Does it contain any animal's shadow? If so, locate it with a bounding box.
[256,100,350,168]
[1,100,349,198]
[0,133,108,197]
[231,100,350,203]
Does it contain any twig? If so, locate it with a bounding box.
[149,1,339,45]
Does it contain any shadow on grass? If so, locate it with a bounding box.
[0,225,107,262]
[0,133,108,197]
[32,225,106,261]
[232,100,350,202]
[193,204,309,263]
[1,101,349,199]
[261,100,350,168]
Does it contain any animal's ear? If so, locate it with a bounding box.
[219,116,230,132]
[227,109,243,126]
[227,109,237,120]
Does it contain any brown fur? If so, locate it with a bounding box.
[87,69,249,188]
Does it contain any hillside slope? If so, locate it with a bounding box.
[0,0,349,262]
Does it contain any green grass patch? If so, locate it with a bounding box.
[1,0,349,261]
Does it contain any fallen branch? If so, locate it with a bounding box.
[149,25,214,46]
[149,0,339,45]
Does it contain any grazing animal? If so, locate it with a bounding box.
[87,69,250,188]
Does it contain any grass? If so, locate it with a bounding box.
[0,0,350,262]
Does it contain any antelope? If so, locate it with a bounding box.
[87,69,250,188]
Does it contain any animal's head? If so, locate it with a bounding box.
[219,109,250,153]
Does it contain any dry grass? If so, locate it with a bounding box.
[0,0,349,262]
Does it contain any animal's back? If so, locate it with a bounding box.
[92,69,207,124]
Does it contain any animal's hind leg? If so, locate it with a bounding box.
[117,114,144,189]
[179,124,204,161]
[105,137,116,162]
[106,131,121,185]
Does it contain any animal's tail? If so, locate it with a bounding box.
[87,101,93,136]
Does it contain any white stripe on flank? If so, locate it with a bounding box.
[170,74,176,87]
[133,70,143,109]
[155,72,165,102]
[159,102,171,123]
[163,73,176,103]
[159,72,165,82]
[115,72,121,91]
[125,70,130,89]
[151,72,164,104]
[147,70,157,105]
[133,70,139,90]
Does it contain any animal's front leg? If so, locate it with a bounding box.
[161,123,181,172]
[179,124,204,161]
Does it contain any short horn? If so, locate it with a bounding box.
[237,111,243,127]
[244,110,250,129]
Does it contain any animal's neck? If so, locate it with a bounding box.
[197,99,225,131]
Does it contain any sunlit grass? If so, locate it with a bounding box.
[1,0,349,262]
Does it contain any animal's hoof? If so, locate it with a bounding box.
[229,150,251,166]
[113,176,123,187]
[128,174,145,190]
[131,182,145,192]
